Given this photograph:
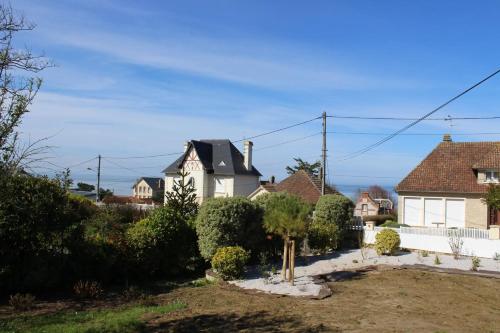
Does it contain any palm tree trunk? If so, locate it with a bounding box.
[289,239,295,285]
[281,237,289,281]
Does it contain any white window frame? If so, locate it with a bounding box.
[485,170,499,183]
[215,177,225,193]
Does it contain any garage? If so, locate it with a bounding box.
[404,197,421,226]
[424,198,443,227]
[445,199,465,228]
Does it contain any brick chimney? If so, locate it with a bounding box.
[243,141,253,171]
[183,141,190,152]
[443,134,452,142]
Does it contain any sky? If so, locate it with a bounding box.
[12,0,500,196]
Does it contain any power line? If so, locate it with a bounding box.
[65,157,98,169]
[232,116,321,143]
[255,132,321,151]
[103,152,183,160]
[337,68,500,161]
[327,115,500,121]
[327,131,500,136]
[102,158,141,174]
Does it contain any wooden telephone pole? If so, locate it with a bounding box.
[321,112,327,195]
[96,154,101,203]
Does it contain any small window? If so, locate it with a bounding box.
[215,178,225,193]
[362,204,368,212]
[188,177,195,188]
[485,171,499,183]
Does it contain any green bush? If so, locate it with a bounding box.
[8,293,36,311]
[362,214,397,225]
[127,205,199,278]
[196,197,264,260]
[0,174,86,293]
[308,194,354,252]
[375,228,400,255]
[211,246,249,280]
[379,220,409,228]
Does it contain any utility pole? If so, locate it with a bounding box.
[321,111,327,195]
[96,154,101,203]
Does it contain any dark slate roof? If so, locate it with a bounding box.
[396,140,500,194]
[162,140,262,176]
[133,177,164,189]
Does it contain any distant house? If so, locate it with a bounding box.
[132,177,164,199]
[249,170,339,205]
[163,140,261,203]
[354,192,394,218]
[396,135,500,229]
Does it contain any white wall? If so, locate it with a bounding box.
[364,229,500,258]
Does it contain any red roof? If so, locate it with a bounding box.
[275,170,339,204]
[396,140,500,194]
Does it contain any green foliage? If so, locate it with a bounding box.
[196,197,265,260]
[165,169,198,219]
[285,157,321,176]
[127,205,199,277]
[8,293,36,311]
[380,220,409,228]
[0,174,86,293]
[375,229,400,255]
[77,182,95,191]
[308,194,354,252]
[0,302,186,333]
[362,214,397,224]
[260,192,311,239]
[211,246,249,280]
[471,256,481,271]
[434,255,441,265]
[485,184,500,210]
[421,250,429,257]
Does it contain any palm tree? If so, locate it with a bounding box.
[261,193,310,285]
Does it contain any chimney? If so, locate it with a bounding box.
[443,134,452,142]
[243,140,253,171]
[183,141,190,152]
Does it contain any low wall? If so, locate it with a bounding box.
[364,229,500,258]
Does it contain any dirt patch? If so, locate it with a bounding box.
[1,269,499,332]
[154,268,500,332]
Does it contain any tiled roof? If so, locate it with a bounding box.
[396,141,500,194]
[162,139,261,176]
[275,170,339,204]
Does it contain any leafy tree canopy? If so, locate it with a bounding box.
[285,157,321,176]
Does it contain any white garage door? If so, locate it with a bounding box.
[445,199,465,228]
[404,197,421,226]
[424,198,443,227]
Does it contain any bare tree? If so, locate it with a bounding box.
[448,229,463,260]
[0,4,50,174]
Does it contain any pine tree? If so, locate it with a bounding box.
[165,169,198,219]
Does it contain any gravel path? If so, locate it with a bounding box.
[230,249,500,297]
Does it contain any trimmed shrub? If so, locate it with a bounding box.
[196,197,264,260]
[362,214,397,225]
[308,194,354,253]
[211,246,249,280]
[127,205,199,278]
[375,228,400,255]
[379,220,409,228]
[73,280,103,299]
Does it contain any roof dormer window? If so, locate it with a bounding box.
[485,170,499,183]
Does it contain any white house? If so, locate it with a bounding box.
[396,135,500,229]
[163,139,261,203]
[132,177,164,199]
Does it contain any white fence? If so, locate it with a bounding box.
[365,227,500,258]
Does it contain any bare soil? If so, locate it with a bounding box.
[2,267,499,332]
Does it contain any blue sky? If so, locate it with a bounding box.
[13,0,500,195]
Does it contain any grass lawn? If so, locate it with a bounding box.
[0,301,186,333]
[1,268,499,332]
